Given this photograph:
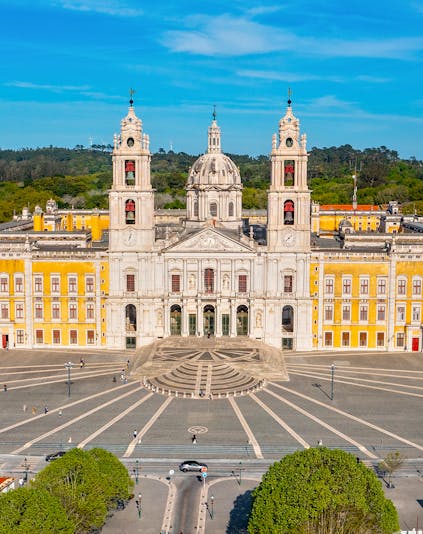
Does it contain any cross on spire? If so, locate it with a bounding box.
[129,88,136,106]
[287,87,292,106]
[212,104,217,121]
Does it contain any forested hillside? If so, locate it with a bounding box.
[0,145,421,223]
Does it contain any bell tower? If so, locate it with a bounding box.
[109,91,154,252]
[267,93,310,252]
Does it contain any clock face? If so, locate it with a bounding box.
[283,230,295,245]
[286,137,293,147]
[127,137,134,147]
[124,230,136,246]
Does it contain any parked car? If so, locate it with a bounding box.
[45,451,66,462]
[179,460,208,472]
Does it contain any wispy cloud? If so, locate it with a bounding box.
[237,69,343,83]
[6,81,92,92]
[162,14,423,59]
[246,5,284,16]
[55,0,142,17]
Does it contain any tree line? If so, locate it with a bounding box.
[0,145,422,223]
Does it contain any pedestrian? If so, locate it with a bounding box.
[23,404,27,412]
[19,478,24,487]
[112,376,117,383]
[317,439,323,447]
[31,406,37,415]
[192,434,197,444]
[3,384,7,392]
[133,430,137,439]
[126,359,130,370]
[207,331,211,339]
[59,410,62,416]
[44,405,48,414]
[80,357,85,368]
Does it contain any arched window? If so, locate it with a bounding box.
[125,160,135,185]
[193,200,198,217]
[125,199,136,224]
[125,304,137,332]
[284,160,295,186]
[228,201,234,217]
[282,305,294,332]
[284,200,294,225]
[236,305,249,336]
[210,202,217,217]
[170,304,182,335]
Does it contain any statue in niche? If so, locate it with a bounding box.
[188,274,196,290]
[255,311,262,328]
[156,309,163,327]
[222,274,230,290]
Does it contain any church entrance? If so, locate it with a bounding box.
[170,305,182,335]
[236,305,249,336]
[203,305,215,335]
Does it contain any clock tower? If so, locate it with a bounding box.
[267,95,311,252]
[109,93,154,252]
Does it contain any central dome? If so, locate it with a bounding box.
[188,152,241,187]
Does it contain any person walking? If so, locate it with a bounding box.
[44,405,48,414]
[133,430,137,439]
[3,384,7,392]
[192,434,197,444]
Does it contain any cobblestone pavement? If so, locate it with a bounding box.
[0,344,422,531]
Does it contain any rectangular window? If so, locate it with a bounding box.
[342,305,351,322]
[397,279,406,295]
[325,277,334,294]
[324,332,333,347]
[412,306,421,322]
[284,275,293,293]
[52,330,61,344]
[204,269,214,293]
[171,274,181,293]
[189,314,197,336]
[69,303,78,320]
[52,303,60,320]
[342,331,350,347]
[360,278,369,295]
[397,305,406,322]
[36,329,43,344]
[377,332,385,347]
[15,302,24,319]
[15,276,24,293]
[70,330,78,344]
[222,314,230,336]
[34,276,43,293]
[86,303,95,320]
[377,278,387,295]
[239,274,247,293]
[359,332,367,347]
[1,303,9,319]
[34,303,43,320]
[396,332,405,347]
[16,330,24,344]
[68,276,77,294]
[0,276,9,293]
[413,278,422,296]
[51,276,60,294]
[324,305,333,322]
[359,305,368,322]
[377,305,386,321]
[342,278,351,295]
[85,276,94,293]
[87,330,95,344]
[126,274,135,292]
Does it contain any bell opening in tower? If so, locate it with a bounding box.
[125,160,135,185]
[125,199,136,224]
[284,200,295,225]
[284,160,295,187]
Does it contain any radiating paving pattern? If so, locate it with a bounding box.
[134,337,288,397]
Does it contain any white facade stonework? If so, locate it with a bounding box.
[106,100,313,351]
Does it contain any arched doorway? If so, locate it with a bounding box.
[282,305,294,332]
[203,305,215,335]
[125,304,137,349]
[170,305,182,335]
[236,305,249,336]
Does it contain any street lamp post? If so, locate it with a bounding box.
[210,494,214,519]
[64,362,74,397]
[133,460,139,484]
[330,364,335,400]
[23,457,29,483]
[136,493,142,519]
[239,461,243,486]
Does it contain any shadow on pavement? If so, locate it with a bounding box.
[226,489,253,534]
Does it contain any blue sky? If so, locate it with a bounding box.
[0,0,422,158]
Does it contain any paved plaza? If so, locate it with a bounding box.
[0,342,422,531]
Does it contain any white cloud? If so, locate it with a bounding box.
[55,0,142,17]
[237,69,343,83]
[246,5,284,16]
[6,81,92,92]
[162,14,423,59]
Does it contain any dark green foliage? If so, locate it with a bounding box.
[0,487,74,533]
[248,448,399,534]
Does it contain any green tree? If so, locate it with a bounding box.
[31,447,108,533]
[248,448,399,534]
[87,447,134,507]
[378,451,405,489]
[0,487,74,533]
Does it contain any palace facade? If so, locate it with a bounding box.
[0,99,422,352]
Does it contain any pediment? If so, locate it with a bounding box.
[165,228,254,253]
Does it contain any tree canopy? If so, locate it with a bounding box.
[248,448,399,534]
